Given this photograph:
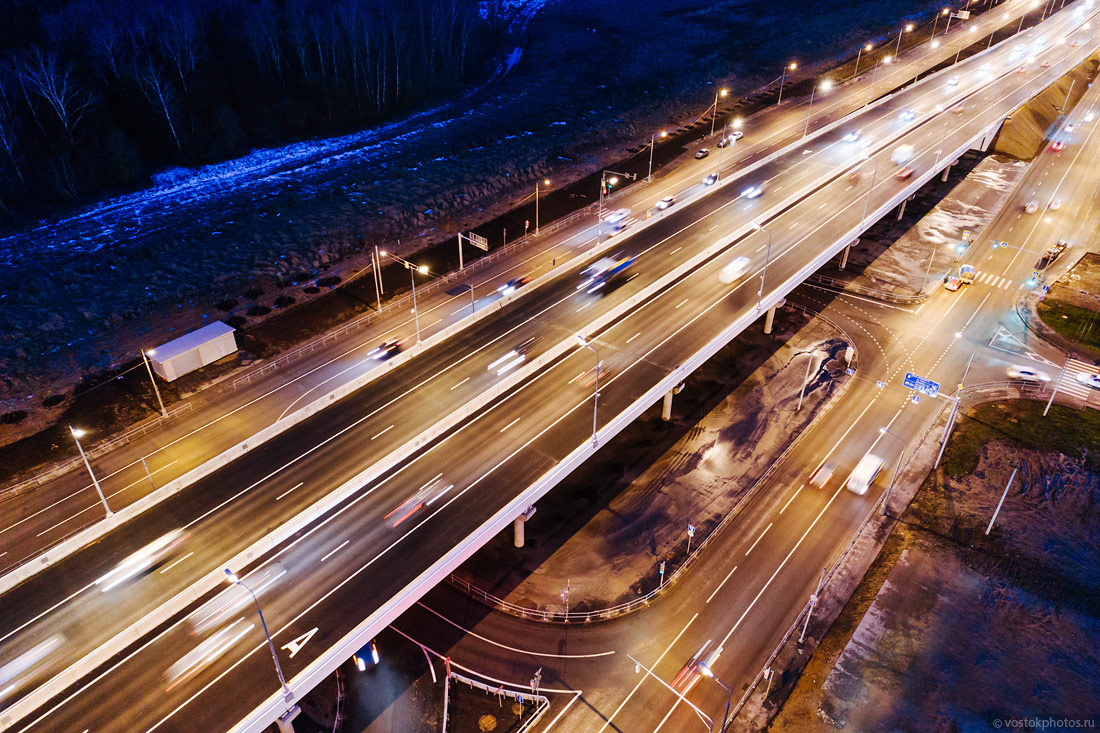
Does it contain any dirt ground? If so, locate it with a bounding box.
[453,306,850,614]
[769,400,1100,732]
[1037,251,1100,352]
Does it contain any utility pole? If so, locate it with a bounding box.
[1044,352,1073,416]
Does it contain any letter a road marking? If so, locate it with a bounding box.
[281,628,318,658]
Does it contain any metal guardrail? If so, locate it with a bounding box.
[445,670,549,733]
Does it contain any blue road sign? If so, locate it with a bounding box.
[903,371,940,397]
[876,380,885,389]
[846,368,854,376]
[911,395,920,404]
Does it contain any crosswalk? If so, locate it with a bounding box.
[970,270,1015,289]
[1053,357,1100,401]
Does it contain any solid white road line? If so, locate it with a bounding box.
[706,565,739,604]
[370,425,394,440]
[450,377,470,391]
[744,523,773,556]
[158,552,194,575]
[275,482,304,501]
[500,417,521,433]
[779,485,804,515]
[320,540,350,563]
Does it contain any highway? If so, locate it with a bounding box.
[3,3,1097,730]
[0,0,1040,579]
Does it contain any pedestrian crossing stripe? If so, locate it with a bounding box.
[971,271,1012,289]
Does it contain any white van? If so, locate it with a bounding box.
[719,256,751,284]
[846,454,884,495]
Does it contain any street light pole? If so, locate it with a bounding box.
[647,131,667,182]
[859,158,879,228]
[141,349,168,418]
[865,56,891,106]
[895,22,913,57]
[878,427,907,516]
[753,222,772,312]
[854,43,873,77]
[803,79,832,137]
[535,178,550,234]
[797,350,817,411]
[698,665,734,733]
[777,62,796,105]
[381,251,428,344]
[70,427,113,517]
[225,569,294,706]
[710,89,728,138]
[577,336,600,447]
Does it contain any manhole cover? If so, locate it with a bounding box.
[478,714,497,731]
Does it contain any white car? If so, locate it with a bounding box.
[1049,199,1061,211]
[703,173,718,186]
[947,75,959,87]
[842,131,861,142]
[1007,366,1051,382]
[655,196,675,210]
[1024,201,1038,214]
[742,183,764,199]
[1077,373,1100,390]
[729,130,744,141]
[899,110,915,121]
[1065,122,1076,133]
[718,255,751,284]
[603,208,630,224]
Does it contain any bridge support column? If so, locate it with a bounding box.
[661,383,685,421]
[895,198,908,221]
[276,706,301,733]
[514,506,537,547]
[838,241,854,271]
[941,164,952,182]
[764,305,777,335]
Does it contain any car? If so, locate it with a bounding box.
[959,264,976,284]
[810,462,835,488]
[1015,66,1027,74]
[1043,239,1069,263]
[1051,140,1065,151]
[848,170,863,182]
[695,148,710,159]
[369,339,404,360]
[899,109,915,121]
[655,195,675,210]
[1077,373,1100,390]
[384,477,453,528]
[943,275,961,291]
[497,276,532,296]
[729,130,744,141]
[842,130,861,142]
[896,167,914,180]
[947,75,960,87]
[96,529,188,592]
[742,183,764,198]
[847,454,884,495]
[1087,112,1095,123]
[1041,60,1052,68]
[671,640,722,691]
[488,337,541,374]
[716,136,732,148]
[1048,199,1061,211]
[1071,40,1081,48]
[1007,366,1051,382]
[703,172,718,186]
[604,208,630,225]
[718,255,751,284]
[353,640,380,671]
[1065,122,1076,133]
[1024,200,1038,214]
[950,104,965,115]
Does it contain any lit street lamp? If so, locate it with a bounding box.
[753,221,772,312]
[380,251,429,343]
[535,178,551,234]
[932,7,949,37]
[710,88,729,137]
[854,43,873,77]
[576,335,600,447]
[597,169,635,244]
[70,426,113,517]
[866,55,892,106]
[698,663,734,733]
[895,22,915,57]
[141,349,168,418]
[224,569,295,706]
[803,78,833,137]
[777,61,797,105]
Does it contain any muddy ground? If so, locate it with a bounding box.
[769,399,1100,732]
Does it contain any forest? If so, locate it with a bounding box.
[0,0,495,223]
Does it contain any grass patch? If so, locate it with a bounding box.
[943,399,1100,476]
[1037,299,1100,350]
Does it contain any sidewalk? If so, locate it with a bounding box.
[450,306,852,616]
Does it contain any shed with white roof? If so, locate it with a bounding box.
[148,321,237,382]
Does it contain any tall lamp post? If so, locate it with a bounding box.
[698,663,734,733]
[803,78,833,137]
[932,7,949,37]
[535,178,550,234]
[895,22,915,57]
[224,569,295,706]
[854,43,873,77]
[70,427,113,517]
[648,131,668,182]
[141,349,168,418]
[576,335,600,448]
[753,221,772,312]
[777,61,797,105]
[379,251,429,343]
[709,89,729,137]
[878,427,908,516]
[865,55,892,106]
[597,169,635,244]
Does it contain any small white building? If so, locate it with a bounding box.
[148,321,237,382]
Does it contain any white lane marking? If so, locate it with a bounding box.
[597,614,699,733]
[670,247,682,254]
[675,299,689,309]
[499,418,521,433]
[371,425,394,440]
[542,691,583,731]
[320,540,350,563]
[275,482,304,501]
[450,377,470,391]
[158,552,194,574]
[0,581,96,647]
[744,523,773,556]
[626,332,641,344]
[963,293,991,329]
[779,485,804,515]
[706,565,738,604]
[416,602,615,658]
